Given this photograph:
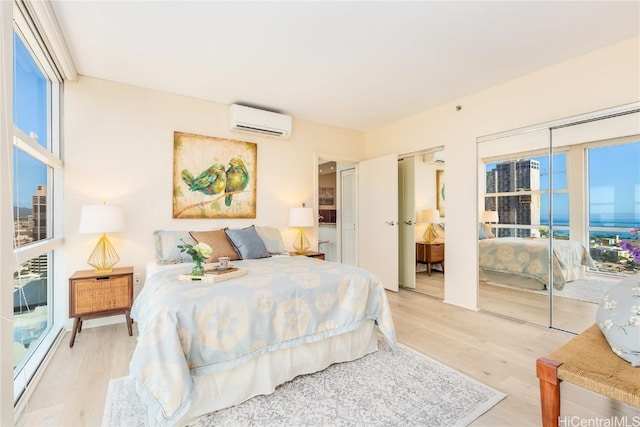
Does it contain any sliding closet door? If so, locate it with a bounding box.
[550,110,640,333]
[398,157,416,289]
[478,105,639,332]
[477,129,552,327]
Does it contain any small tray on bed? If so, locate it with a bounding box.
[178,267,248,284]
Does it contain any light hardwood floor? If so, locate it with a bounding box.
[15,289,639,426]
[411,271,601,333]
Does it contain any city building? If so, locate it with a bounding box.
[486,159,541,237]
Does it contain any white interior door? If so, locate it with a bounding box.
[399,157,416,288]
[358,153,399,291]
[340,168,357,266]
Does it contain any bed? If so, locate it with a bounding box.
[130,253,397,426]
[478,237,596,291]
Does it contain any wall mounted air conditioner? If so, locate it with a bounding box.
[229,104,292,138]
[423,150,445,164]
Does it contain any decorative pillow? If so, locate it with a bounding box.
[189,229,241,262]
[153,230,197,265]
[596,274,640,366]
[225,225,270,259]
[255,226,287,254]
[482,223,495,239]
[478,223,489,240]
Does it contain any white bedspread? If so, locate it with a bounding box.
[479,237,596,290]
[130,256,397,426]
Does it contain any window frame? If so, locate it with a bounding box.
[481,136,640,275]
[483,149,569,238]
[10,7,65,404]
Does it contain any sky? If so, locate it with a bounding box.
[588,143,640,225]
[13,31,48,209]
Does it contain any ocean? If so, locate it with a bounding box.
[536,215,638,239]
[541,215,638,228]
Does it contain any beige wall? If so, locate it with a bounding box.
[63,35,639,320]
[364,36,640,309]
[63,76,364,326]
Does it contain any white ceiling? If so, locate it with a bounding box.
[50,1,639,132]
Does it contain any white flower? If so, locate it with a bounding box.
[604,299,617,310]
[603,319,613,330]
[632,305,640,315]
[629,316,640,326]
[193,242,213,259]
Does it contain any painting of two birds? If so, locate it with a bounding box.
[173,131,256,218]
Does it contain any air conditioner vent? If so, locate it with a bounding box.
[233,124,286,137]
[229,104,292,139]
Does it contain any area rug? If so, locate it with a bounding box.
[484,275,620,304]
[552,276,619,303]
[102,339,505,427]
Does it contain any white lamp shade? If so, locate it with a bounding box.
[419,209,441,224]
[79,205,125,233]
[289,207,314,227]
[481,210,499,223]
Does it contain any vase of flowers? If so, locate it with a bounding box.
[177,239,213,277]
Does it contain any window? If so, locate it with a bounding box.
[10,22,64,402]
[587,141,640,274]
[484,153,567,238]
[482,139,640,275]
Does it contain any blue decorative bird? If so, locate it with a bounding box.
[181,163,227,196]
[224,158,249,206]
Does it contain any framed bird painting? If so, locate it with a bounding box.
[173,131,257,218]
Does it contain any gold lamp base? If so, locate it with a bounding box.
[293,229,311,254]
[422,224,439,244]
[87,233,120,274]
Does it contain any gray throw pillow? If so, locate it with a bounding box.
[596,273,640,366]
[255,226,287,254]
[478,223,488,240]
[153,230,196,264]
[225,225,270,259]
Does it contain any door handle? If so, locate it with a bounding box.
[403,220,414,225]
[385,221,397,226]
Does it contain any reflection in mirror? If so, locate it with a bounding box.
[478,108,640,334]
[549,112,640,332]
[398,147,445,299]
[478,129,551,327]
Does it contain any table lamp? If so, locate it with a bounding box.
[481,210,499,224]
[481,210,499,237]
[79,204,125,273]
[419,209,441,244]
[289,206,314,254]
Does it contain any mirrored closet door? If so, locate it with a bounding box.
[398,147,445,299]
[477,105,640,333]
[478,128,551,327]
[549,110,640,332]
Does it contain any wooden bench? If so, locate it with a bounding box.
[536,324,640,427]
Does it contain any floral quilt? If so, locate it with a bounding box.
[479,237,596,290]
[130,256,397,425]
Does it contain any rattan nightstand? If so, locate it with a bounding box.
[289,251,325,260]
[68,266,134,347]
